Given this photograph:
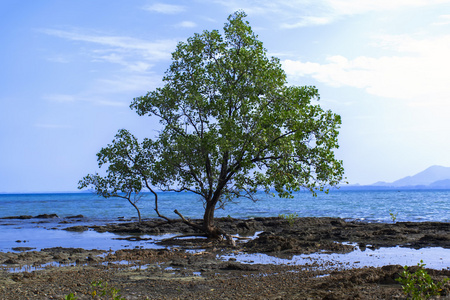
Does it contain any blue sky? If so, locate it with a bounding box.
[1,0,450,192]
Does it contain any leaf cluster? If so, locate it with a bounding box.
[396,260,449,299]
[90,280,126,300]
[278,212,299,226]
[78,129,158,199]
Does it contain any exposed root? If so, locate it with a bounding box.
[219,231,237,247]
[162,233,208,242]
[173,209,236,246]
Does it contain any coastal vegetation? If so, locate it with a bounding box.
[278,212,299,226]
[389,210,398,223]
[396,260,449,299]
[79,11,344,239]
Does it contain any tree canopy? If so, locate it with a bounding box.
[80,11,344,239]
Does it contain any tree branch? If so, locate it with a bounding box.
[174,209,203,231]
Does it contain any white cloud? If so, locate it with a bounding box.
[212,0,450,28]
[40,29,177,62]
[95,74,160,94]
[177,21,197,28]
[43,92,127,107]
[93,53,153,72]
[281,16,332,29]
[326,0,450,16]
[46,55,71,63]
[43,94,77,103]
[283,34,450,104]
[38,28,168,108]
[42,73,160,107]
[142,3,185,14]
[432,14,450,26]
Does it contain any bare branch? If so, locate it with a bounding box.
[174,209,203,231]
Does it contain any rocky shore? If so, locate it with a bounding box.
[1,217,449,299]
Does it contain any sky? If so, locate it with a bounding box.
[1,0,450,193]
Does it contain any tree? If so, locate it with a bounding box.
[80,11,344,239]
[78,129,169,223]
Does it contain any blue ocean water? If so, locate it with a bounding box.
[1,189,449,223]
[0,189,449,268]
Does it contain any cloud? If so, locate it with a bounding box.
[43,93,127,107]
[432,14,450,26]
[95,74,161,94]
[43,94,77,103]
[281,16,332,29]
[177,21,197,28]
[211,0,450,28]
[326,0,450,16]
[46,55,71,63]
[92,53,153,72]
[42,73,161,107]
[282,34,450,104]
[142,3,185,14]
[38,28,170,107]
[40,29,177,63]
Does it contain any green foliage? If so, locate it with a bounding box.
[64,293,78,300]
[278,213,299,226]
[131,11,343,215]
[78,129,161,222]
[396,260,449,299]
[80,10,344,235]
[389,210,398,223]
[91,280,126,300]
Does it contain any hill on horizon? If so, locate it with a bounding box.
[371,165,450,188]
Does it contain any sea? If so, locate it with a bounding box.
[1,189,449,222]
[1,189,449,269]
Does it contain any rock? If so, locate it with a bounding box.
[220,262,259,271]
[63,226,89,232]
[34,214,58,219]
[0,215,33,219]
[65,215,84,219]
[4,258,19,264]
[12,247,36,252]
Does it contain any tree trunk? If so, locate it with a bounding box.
[203,197,236,246]
[127,198,142,223]
[203,200,220,238]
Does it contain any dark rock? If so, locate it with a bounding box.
[1,215,33,219]
[12,247,36,252]
[34,214,58,219]
[63,226,89,232]
[220,262,259,271]
[65,215,84,219]
[4,258,19,264]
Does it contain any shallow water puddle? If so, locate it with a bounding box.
[2,261,76,273]
[219,245,450,270]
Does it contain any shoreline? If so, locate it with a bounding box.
[1,216,450,252]
[1,217,450,299]
[2,216,450,268]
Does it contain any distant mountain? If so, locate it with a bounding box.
[429,179,450,188]
[371,165,450,188]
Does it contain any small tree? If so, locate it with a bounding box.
[80,11,344,238]
[78,129,169,223]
